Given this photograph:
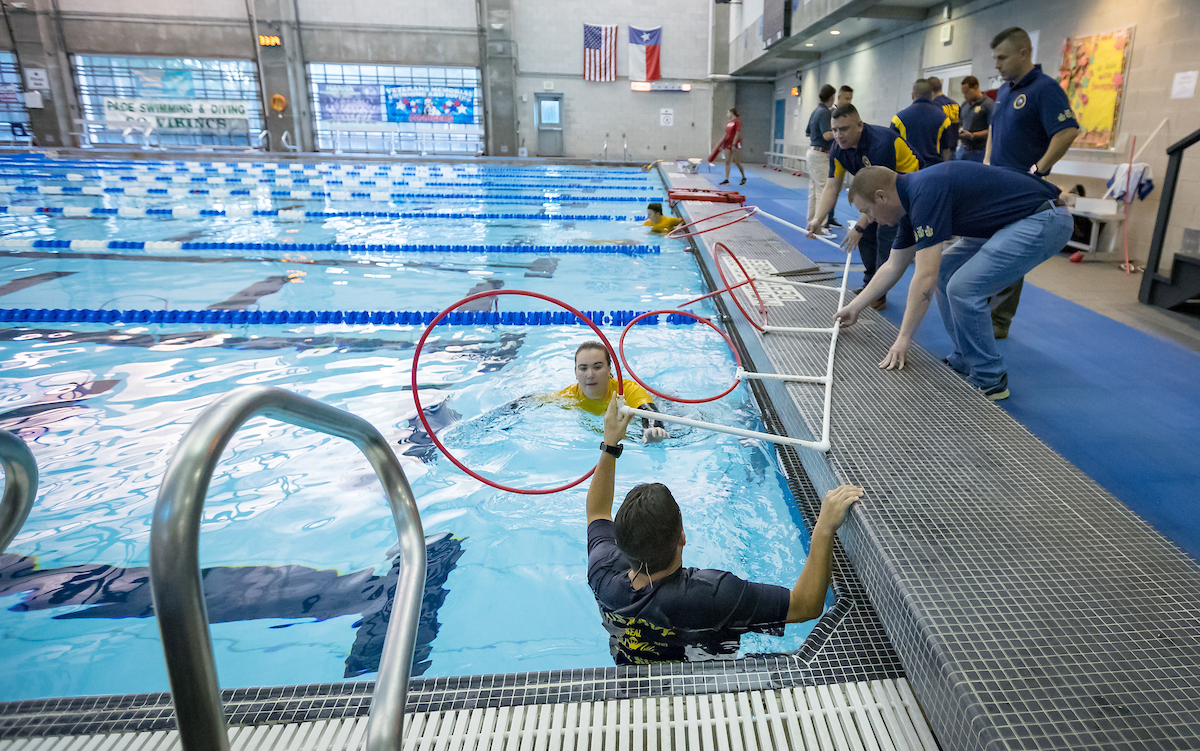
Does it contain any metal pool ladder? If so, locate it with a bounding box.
[0,429,38,552]
[149,386,427,751]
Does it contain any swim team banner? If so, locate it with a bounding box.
[102,98,250,132]
[384,86,475,124]
[316,84,383,123]
[133,69,196,99]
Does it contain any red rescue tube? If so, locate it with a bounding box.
[410,289,622,495]
[666,205,757,240]
[712,242,768,332]
[618,310,743,404]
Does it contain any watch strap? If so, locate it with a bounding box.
[599,441,624,458]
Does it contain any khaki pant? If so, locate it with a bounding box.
[806,148,830,225]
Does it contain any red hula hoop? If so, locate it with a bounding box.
[410,289,623,495]
[618,310,743,404]
[712,242,768,332]
[665,205,758,240]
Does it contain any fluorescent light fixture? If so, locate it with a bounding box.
[805,43,814,47]
[829,30,841,35]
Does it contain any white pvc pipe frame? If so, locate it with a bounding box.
[621,208,851,452]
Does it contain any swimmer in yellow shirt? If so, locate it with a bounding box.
[644,203,683,235]
[557,342,669,444]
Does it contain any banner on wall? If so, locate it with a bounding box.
[385,86,475,124]
[316,84,383,122]
[1058,27,1133,150]
[102,98,249,132]
[133,69,196,99]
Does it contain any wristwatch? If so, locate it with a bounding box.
[849,224,864,234]
[599,442,624,458]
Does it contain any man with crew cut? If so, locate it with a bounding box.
[806,104,920,311]
[891,79,952,165]
[984,26,1080,339]
[585,393,864,664]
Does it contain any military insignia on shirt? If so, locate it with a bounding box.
[1013,94,1027,109]
[915,225,933,240]
[974,105,981,113]
[1057,108,1075,122]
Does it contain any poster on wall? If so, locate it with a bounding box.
[1058,27,1133,150]
[134,69,195,99]
[384,86,475,124]
[102,98,249,132]
[316,84,382,122]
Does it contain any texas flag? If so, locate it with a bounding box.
[628,25,662,82]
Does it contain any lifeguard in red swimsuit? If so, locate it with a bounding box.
[709,108,746,186]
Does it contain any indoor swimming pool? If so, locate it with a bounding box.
[0,156,819,703]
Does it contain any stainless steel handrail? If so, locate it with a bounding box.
[149,386,426,751]
[0,429,37,552]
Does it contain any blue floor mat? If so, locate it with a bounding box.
[733,173,857,265]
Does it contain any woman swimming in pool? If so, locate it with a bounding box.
[557,341,669,444]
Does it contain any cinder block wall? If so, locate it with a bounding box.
[776,0,1200,266]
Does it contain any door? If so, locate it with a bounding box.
[535,93,564,157]
[773,99,786,157]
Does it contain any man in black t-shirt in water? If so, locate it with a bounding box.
[587,394,864,664]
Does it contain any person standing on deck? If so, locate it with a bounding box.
[805,85,837,231]
[891,79,953,165]
[835,163,1073,401]
[927,76,961,159]
[956,77,993,163]
[983,26,1080,339]
[805,104,921,312]
[585,393,864,665]
[711,108,745,186]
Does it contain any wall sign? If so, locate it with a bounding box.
[385,87,475,124]
[24,68,49,91]
[1058,27,1133,150]
[660,108,674,127]
[102,98,249,132]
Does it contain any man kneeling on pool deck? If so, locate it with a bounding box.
[644,202,682,234]
[833,163,1072,401]
[587,393,865,664]
[558,341,669,444]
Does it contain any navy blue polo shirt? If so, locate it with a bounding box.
[893,161,1062,250]
[959,96,994,151]
[990,64,1079,171]
[806,103,833,149]
[829,123,920,179]
[890,99,951,166]
[932,94,961,151]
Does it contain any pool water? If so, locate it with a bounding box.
[0,157,818,703]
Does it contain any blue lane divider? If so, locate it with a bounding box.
[0,308,700,327]
[0,206,647,222]
[0,238,659,255]
[0,188,660,203]
[0,158,650,177]
[0,173,657,191]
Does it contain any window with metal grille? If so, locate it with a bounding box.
[73,54,264,148]
[0,51,31,145]
[307,63,483,154]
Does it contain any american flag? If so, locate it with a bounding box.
[583,23,618,82]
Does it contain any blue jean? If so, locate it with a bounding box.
[956,147,985,162]
[936,206,1072,389]
[859,221,896,285]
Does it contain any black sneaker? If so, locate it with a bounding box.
[827,217,843,227]
[739,177,746,185]
[982,373,1009,401]
[719,179,730,185]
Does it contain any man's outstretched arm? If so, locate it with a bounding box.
[586,394,635,524]
[786,484,864,622]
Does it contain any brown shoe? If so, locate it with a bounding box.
[870,298,887,311]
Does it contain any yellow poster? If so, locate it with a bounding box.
[1058,28,1133,150]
